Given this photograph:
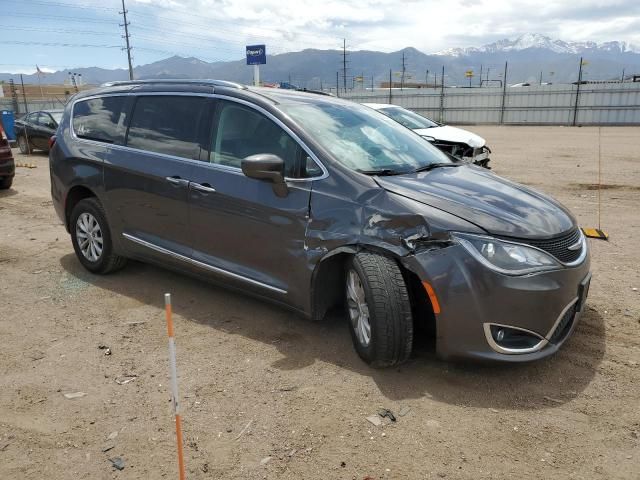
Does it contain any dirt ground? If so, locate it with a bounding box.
[0,126,638,480]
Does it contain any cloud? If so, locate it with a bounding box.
[90,0,640,55]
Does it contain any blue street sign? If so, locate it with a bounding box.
[246,45,266,65]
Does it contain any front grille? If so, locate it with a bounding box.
[517,228,583,263]
[549,303,577,344]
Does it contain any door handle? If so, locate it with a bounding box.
[166,176,189,186]
[191,182,216,193]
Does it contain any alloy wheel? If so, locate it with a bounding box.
[18,136,28,153]
[346,269,372,346]
[76,212,103,262]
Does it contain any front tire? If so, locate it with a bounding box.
[17,135,31,154]
[0,176,13,190]
[346,252,413,367]
[70,198,126,274]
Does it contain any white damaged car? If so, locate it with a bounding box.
[364,103,491,168]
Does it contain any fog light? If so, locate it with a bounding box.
[489,324,543,350]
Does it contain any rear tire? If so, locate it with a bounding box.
[0,176,13,190]
[70,198,127,274]
[346,252,413,367]
[17,135,31,154]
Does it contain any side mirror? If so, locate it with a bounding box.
[241,154,288,197]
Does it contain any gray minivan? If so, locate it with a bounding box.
[50,80,591,367]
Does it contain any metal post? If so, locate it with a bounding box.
[388,69,392,104]
[336,71,339,97]
[253,64,259,86]
[500,61,508,124]
[572,57,583,126]
[439,65,445,123]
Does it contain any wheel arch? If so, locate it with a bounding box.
[64,185,98,232]
[309,243,437,331]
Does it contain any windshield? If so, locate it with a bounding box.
[378,106,439,130]
[51,112,63,124]
[279,101,451,174]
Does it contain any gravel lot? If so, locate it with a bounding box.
[0,126,638,479]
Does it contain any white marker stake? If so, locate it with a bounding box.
[165,293,186,480]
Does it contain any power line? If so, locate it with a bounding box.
[13,0,118,11]
[0,25,118,36]
[119,0,133,80]
[127,9,342,46]
[0,40,121,48]
[9,12,117,24]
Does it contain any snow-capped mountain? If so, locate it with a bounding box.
[436,33,640,57]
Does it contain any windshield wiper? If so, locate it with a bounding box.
[413,162,459,173]
[357,168,406,176]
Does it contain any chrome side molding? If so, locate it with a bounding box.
[122,232,287,294]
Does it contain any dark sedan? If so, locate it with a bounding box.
[15,109,62,153]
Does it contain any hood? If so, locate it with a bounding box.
[375,166,576,239]
[414,125,485,148]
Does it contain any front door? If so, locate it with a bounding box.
[188,99,320,302]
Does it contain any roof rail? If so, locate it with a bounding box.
[100,79,246,89]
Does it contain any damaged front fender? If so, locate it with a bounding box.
[302,179,483,319]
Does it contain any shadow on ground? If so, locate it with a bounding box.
[60,253,605,410]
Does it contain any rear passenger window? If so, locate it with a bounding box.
[211,101,322,178]
[127,96,205,159]
[73,96,127,144]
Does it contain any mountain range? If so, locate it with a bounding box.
[1,34,639,89]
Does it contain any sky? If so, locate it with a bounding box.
[1,0,639,73]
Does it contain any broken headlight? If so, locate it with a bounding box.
[454,233,560,275]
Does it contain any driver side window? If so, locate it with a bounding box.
[210,101,322,179]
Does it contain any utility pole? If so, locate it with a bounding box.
[120,0,134,80]
[400,50,406,90]
[439,65,445,122]
[342,39,348,92]
[479,64,483,86]
[336,71,339,97]
[500,62,508,124]
[621,68,625,82]
[388,69,392,103]
[539,71,543,85]
[19,74,28,114]
[425,69,429,87]
[69,72,78,93]
[573,57,584,126]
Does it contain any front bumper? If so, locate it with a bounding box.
[403,241,591,362]
[462,146,491,168]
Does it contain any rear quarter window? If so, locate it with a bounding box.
[72,96,128,144]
